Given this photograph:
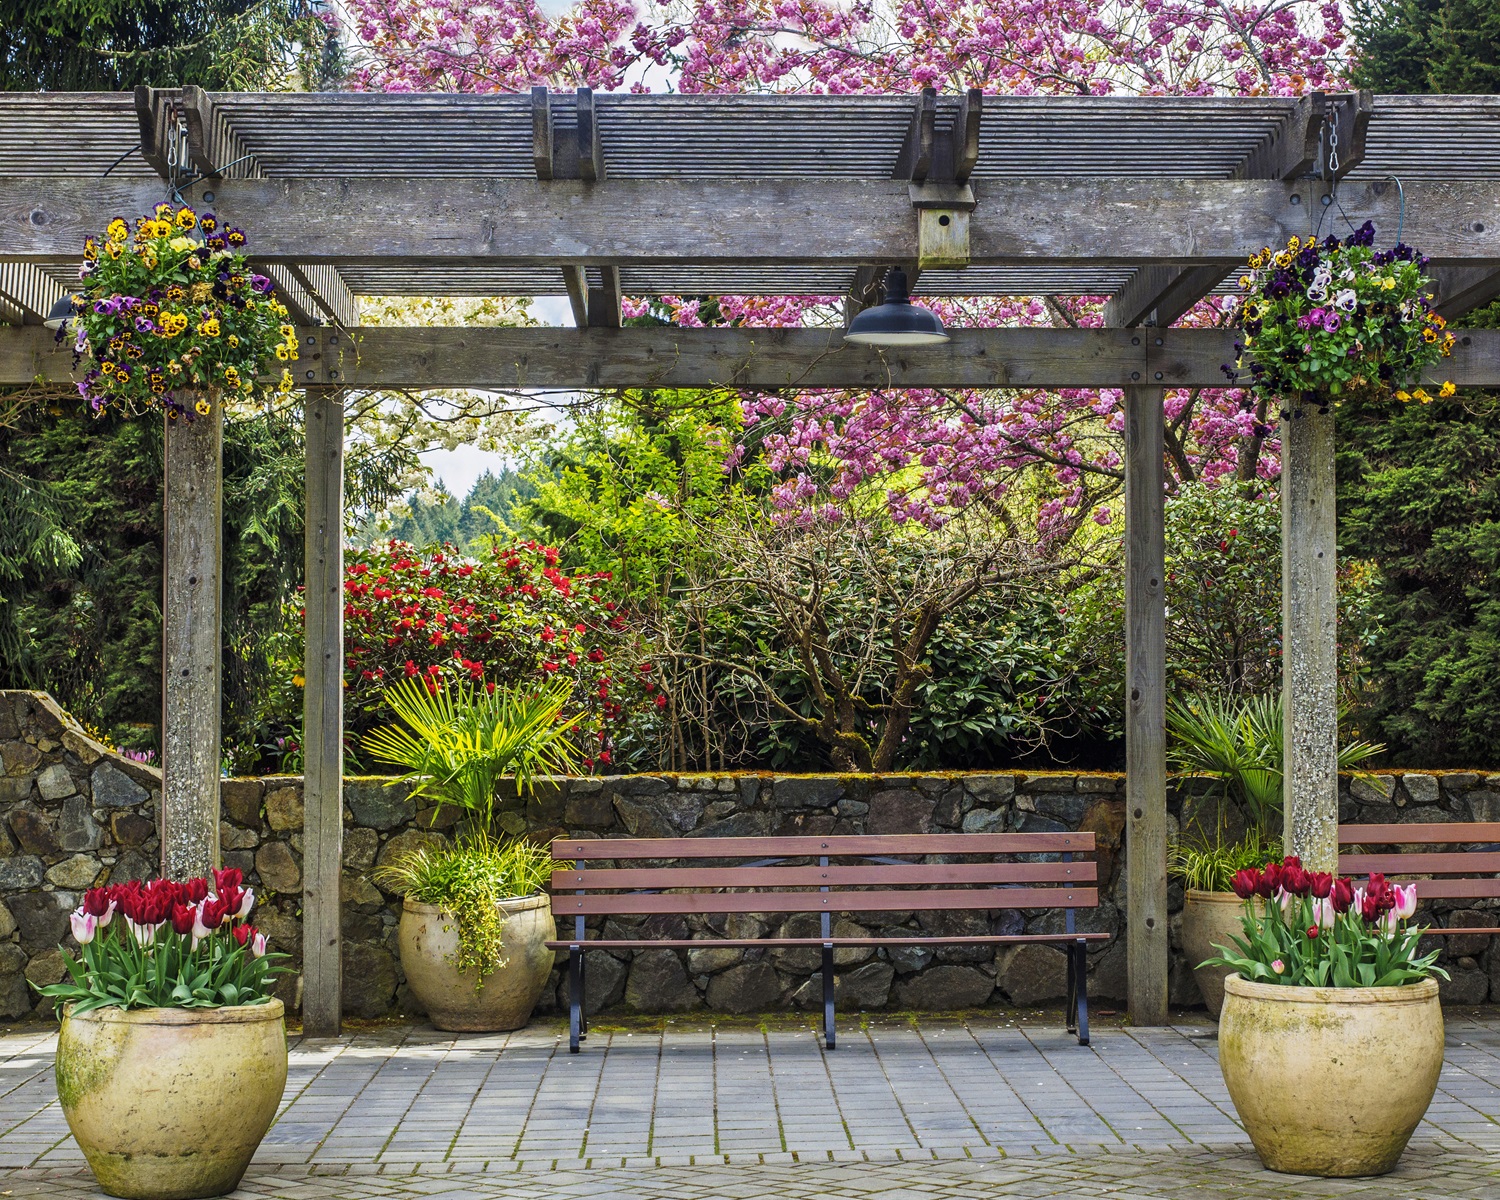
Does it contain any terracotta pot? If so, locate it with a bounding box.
[1219,974,1443,1176]
[1181,889,1256,1017]
[400,894,556,1031]
[57,1000,287,1200]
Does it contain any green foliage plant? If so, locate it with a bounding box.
[1169,829,1284,893]
[1167,693,1385,837]
[1203,859,1447,988]
[363,675,581,835]
[364,676,579,990]
[374,840,558,987]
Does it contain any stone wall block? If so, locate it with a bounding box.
[867,789,935,835]
[773,776,842,809]
[1401,774,1441,806]
[57,797,101,852]
[264,786,305,832]
[91,763,147,808]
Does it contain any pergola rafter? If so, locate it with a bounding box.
[5,88,1500,1038]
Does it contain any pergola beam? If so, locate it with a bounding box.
[0,263,65,325]
[1432,265,1500,320]
[7,325,1499,390]
[1103,264,1233,329]
[284,263,360,327]
[8,177,1499,269]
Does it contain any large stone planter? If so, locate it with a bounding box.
[1219,974,1443,1176]
[1181,889,1255,1017]
[57,1000,287,1199]
[400,894,556,1031]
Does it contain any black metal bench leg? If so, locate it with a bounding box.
[822,944,836,1050]
[1065,941,1078,1035]
[1073,941,1090,1047]
[568,946,583,1053]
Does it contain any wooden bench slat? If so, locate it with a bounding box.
[1339,823,1500,846]
[1340,852,1500,875]
[551,861,1097,890]
[551,832,1095,859]
[1421,928,1500,936]
[553,886,1097,916]
[1406,879,1500,899]
[545,934,1112,950]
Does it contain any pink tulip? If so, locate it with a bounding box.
[1271,959,1285,975]
[70,910,98,945]
[251,932,268,958]
[236,888,255,920]
[1393,884,1418,921]
[1312,896,1335,928]
[191,903,215,944]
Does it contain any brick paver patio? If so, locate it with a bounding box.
[4,1011,1500,1197]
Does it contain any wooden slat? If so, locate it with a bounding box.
[532,87,553,182]
[552,833,1096,860]
[577,87,604,183]
[1340,852,1500,875]
[553,886,1098,916]
[546,934,1112,950]
[588,265,621,328]
[553,861,1097,890]
[1423,928,1500,937]
[1406,879,1500,900]
[1339,823,1500,846]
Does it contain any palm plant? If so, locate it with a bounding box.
[362,677,581,839]
[1167,692,1384,838]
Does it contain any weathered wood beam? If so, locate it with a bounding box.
[562,266,590,328]
[261,265,322,326]
[133,85,173,179]
[532,86,554,182]
[895,88,936,182]
[1431,265,1500,320]
[285,263,360,327]
[180,84,262,180]
[577,87,604,183]
[587,265,621,328]
[161,404,223,882]
[9,177,1497,268]
[1103,264,1233,329]
[0,263,65,325]
[1123,386,1168,1027]
[8,325,1500,390]
[844,264,883,329]
[953,89,982,186]
[302,385,344,1037]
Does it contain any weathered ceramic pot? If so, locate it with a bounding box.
[1181,890,1257,1017]
[1219,974,1443,1176]
[400,894,556,1031]
[57,1000,287,1200]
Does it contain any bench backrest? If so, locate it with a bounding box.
[1338,822,1500,901]
[549,832,1098,923]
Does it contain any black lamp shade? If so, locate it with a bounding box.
[843,268,949,346]
[43,294,75,331]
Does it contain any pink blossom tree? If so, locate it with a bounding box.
[343,0,1346,530]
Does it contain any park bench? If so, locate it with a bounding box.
[547,831,1105,1053]
[1339,821,1500,939]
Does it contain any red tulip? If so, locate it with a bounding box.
[170,903,196,937]
[1231,868,1262,900]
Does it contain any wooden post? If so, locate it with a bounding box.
[1281,403,1339,872]
[1124,386,1169,1026]
[302,388,344,1036]
[161,403,223,880]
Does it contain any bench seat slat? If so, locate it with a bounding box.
[1340,852,1500,875]
[1393,879,1500,900]
[552,861,1096,890]
[545,934,1111,950]
[553,885,1097,916]
[551,832,1094,860]
[1339,823,1500,846]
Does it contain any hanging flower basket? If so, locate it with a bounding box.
[61,203,298,420]
[1223,221,1457,412]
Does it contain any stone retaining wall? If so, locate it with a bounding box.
[2,690,1498,1020]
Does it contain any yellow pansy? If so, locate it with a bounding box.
[196,318,221,338]
[176,208,196,229]
[168,236,196,252]
[1287,235,1301,251]
[226,334,239,348]
[106,218,128,240]
[275,344,289,360]
[194,397,212,416]
[279,324,294,339]
[1239,275,1253,289]
[1440,381,1456,397]
[1412,388,1432,402]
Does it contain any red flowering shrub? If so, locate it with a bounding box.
[318,539,644,769]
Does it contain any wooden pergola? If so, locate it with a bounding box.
[3,87,1499,1036]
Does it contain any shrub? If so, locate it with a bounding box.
[320,539,646,769]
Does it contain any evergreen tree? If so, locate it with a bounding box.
[1350,0,1500,93]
